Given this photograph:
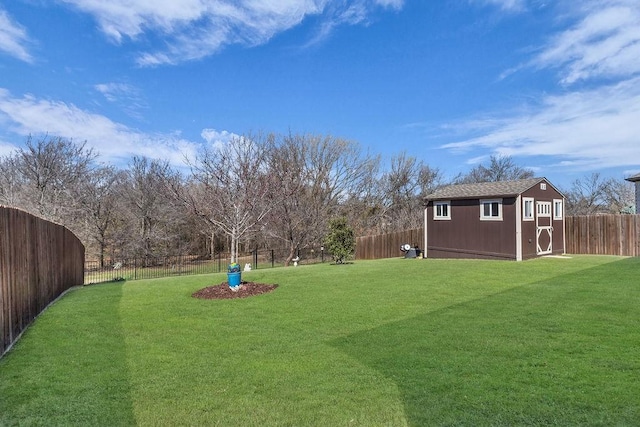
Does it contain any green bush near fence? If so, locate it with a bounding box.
[1,255,639,425]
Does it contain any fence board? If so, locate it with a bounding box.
[356,228,424,260]
[1,207,84,357]
[358,215,640,261]
[565,215,639,257]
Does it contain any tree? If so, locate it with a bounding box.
[564,173,634,215]
[265,133,379,265]
[14,135,96,223]
[323,216,355,264]
[373,152,443,232]
[74,165,121,267]
[0,154,25,208]
[603,177,635,214]
[454,155,533,184]
[119,156,185,260]
[185,133,278,264]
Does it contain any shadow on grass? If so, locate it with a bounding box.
[330,258,640,426]
[0,282,137,426]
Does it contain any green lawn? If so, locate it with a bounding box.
[1,256,639,426]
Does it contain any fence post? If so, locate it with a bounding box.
[271,249,274,268]
[253,249,258,270]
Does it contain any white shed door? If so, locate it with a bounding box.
[536,201,552,255]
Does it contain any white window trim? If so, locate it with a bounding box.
[480,199,503,221]
[553,199,563,220]
[434,201,451,220]
[523,197,534,221]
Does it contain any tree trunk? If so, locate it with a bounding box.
[230,227,238,264]
[99,241,106,268]
[210,231,215,260]
[285,243,296,267]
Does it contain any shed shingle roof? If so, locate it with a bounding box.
[625,172,640,182]
[425,178,547,200]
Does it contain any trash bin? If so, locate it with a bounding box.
[404,248,417,258]
[227,272,241,287]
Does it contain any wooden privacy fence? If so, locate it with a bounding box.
[1,207,85,357]
[357,215,640,260]
[565,214,640,256]
[356,228,424,260]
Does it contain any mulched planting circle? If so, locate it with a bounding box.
[192,282,278,300]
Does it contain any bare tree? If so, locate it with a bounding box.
[14,135,96,224]
[375,153,444,231]
[75,165,121,267]
[266,134,379,265]
[418,163,444,198]
[0,154,25,208]
[168,176,223,259]
[603,178,635,214]
[564,173,634,215]
[119,156,184,260]
[455,155,533,184]
[262,133,309,264]
[340,161,383,236]
[185,133,278,264]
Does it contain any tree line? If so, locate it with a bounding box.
[0,134,633,266]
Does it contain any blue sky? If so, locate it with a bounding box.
[1,0,639,188]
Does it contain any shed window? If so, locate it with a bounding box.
[537,202,551,216]
[480,199,502,221]
[553,199,563,220]
[434,201,451,220]
[523,197,534,221]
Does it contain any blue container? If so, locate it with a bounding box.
[227,272,241,288]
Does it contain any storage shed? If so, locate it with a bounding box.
[423,177,565,260]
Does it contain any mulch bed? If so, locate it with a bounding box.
[192,282,278,300]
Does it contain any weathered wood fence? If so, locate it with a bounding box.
[356,228,424,260]
[565,214,640,256]
[356,215,640,260]
[1,207,85,357]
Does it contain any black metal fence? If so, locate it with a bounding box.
[84,247,331,284]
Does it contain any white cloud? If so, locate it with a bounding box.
[56,0,404,66]
[442,77,640,170]
[201,128,239,148]
[0,140,18,157]
[0,9,33,63]
[532,0,640,84]
[471,0,528,12]
[59,0,211,42]
[0,88,202,167]
[375,0,403,8]
[94,82,148,120]
[95,82,135,102]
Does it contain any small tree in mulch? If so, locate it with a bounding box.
[323,216,355,264]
